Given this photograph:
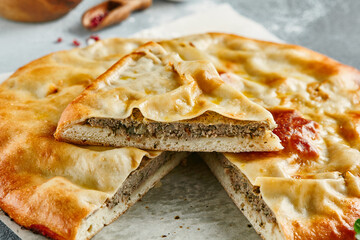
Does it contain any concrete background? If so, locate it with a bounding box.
[1,0,360,72]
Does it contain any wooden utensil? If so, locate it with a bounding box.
[82,0,152,31]
[0,0,82,22]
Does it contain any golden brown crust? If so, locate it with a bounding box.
[2,32,360,240]
[54,41,280,153]
[162,32,360,92]
[0,38,149,240]
[160,32,360,239]
[54,48,150,137]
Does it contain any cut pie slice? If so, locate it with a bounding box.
[200,108,360,240]
[54,42,282,152]
[0,38,191,240]
[177,32,360,240]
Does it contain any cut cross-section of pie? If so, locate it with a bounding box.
[0,38,190,240]
[54,42,282,152]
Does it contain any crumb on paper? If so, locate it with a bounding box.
[87,38,96,46]
[90,35,100,41]
[86,35,100,46]
[73,40,80,47]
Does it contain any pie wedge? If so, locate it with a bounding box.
[0,38,189,240]
[54,42,281,153]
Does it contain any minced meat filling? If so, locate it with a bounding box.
[103,152,276,225]
[218,154,276,223]
[85,118,265,139]
[105,152,175,208]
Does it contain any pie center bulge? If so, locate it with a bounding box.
[54,41,282,153]
[71,42,277,124]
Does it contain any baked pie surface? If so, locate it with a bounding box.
[0,33,360,239]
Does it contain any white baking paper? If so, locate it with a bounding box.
[132,3,281,42]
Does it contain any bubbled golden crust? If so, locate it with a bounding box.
[54,41,281,153]
[0,38,151,239]
[2,33,360,240]
[170,33,360,240]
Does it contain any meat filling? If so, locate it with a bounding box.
[85,118,266,139]
[105,152,175,209]
[218,154,276,223]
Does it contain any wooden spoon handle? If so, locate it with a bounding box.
[82,0,152,31]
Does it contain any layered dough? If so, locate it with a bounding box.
[0,38,160,239]
[225,132,360,239]
[55,42,276,135]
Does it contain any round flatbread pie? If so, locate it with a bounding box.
[0,33,360,240]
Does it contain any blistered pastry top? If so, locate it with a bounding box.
[56,42,276,134]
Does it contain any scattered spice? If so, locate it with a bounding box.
[174,216,180,220]
[161,235,167,238]
[197,228,200,231]
[56,37,62,43]
[89,35,100,41]
[90,13,107,28]
[179,226,183,228]
[145,206,149,209]
[73,40,80,47]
